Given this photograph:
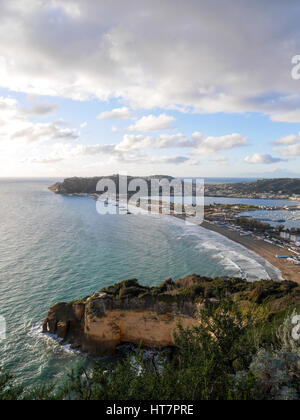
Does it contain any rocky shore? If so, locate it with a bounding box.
[43,275,300,355]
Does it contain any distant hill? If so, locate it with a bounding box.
[205,178,300,197]
[224,178,300,195]
[49,176,300,197]
[49,175,175,195]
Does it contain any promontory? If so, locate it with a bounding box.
[43,275,300,355]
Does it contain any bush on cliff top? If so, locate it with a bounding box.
[4,275,300,401]
[3,298,300,400]
[59,301,300,400]
[94,276,300,312]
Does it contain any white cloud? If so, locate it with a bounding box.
[244,153,285,164]
[0,95,79,144]
[128,114,175,132]
[116,134,153,151]
[0,94,251,173]
[97,107,131,120]
[276,144,300,157]
[191,132,248,154]
[0,96,20,119]
[80,122,87,128]
[72,144,117,157]
[117,133,186,150]
[274,132,300,146]
[51,0,81,18]
[154,133,186,148]
[29,156,64,164]
[274,131,300,157]
[0,1,300,120]
[212,156,229,165]
[11,123,79,143]
[116,131,248,155]
[270,110,300,123]
[37,139,199,167]
[21,103,59,117]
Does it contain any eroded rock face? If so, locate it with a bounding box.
[42,275,300,355]
[57,322,68,339]
[84,309,199,352]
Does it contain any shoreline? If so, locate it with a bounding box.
[55,191,300,283]
[125,196,299,282]
[200,220,299,283]
[123,199,291,282]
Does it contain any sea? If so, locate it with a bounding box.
[240,209,300,230]
[0,178,287,387]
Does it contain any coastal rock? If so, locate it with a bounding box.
[57,322,68,339]
[42,320,48,333]
[42,275,300,355]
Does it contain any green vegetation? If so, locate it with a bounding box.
[97,276,300,311]
[221,178,300,195]
[236,217,272,232]
[51,176,300,197]
[3,297,300,400]
[50,175,175,195]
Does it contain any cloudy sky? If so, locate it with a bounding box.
[1,0,300,178]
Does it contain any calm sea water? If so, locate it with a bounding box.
[180,177,259,184]
[241,209,300,229]
[0,179,283,387]
[155,195,297,208]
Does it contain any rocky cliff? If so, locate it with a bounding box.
[43,275,300,355]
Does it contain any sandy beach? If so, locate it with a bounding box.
[133,199,300,283]
[201,221,300,283]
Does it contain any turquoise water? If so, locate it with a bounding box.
[0,179,283,386]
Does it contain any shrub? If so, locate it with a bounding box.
[2,302,300,400]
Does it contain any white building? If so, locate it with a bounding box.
[280,232,290,240]
[290,235,300,243]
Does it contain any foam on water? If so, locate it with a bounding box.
[154,212,283,282]
[0,180,283,387]
[28,324,82,356]
[127,198,282,281]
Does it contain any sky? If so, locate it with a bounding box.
[1,0,300,178]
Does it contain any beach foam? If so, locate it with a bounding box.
[138,210,283,282]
